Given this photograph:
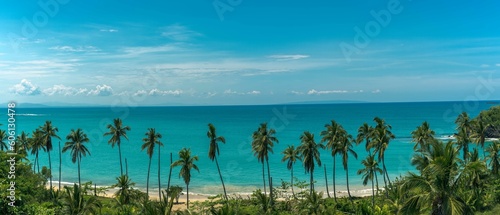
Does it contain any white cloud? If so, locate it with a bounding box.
[161,24,202,41]
[290,91,304,95]
[307,89,348,95]
[268,54,310,61]
[43,85,88,96]
[496,64,500,67]
[9,79,42,95]
[133,90,148,97]
[122,45,178,56]
[372,89,381,94]
[49,46,100,52]
[247,90,261,95]
[148,89,183,96]
[480,64,490,68]
[224,89,238,94]
[100,29,118,32]
[88,85,113,96]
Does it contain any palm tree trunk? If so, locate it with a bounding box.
[262,162,267,195]
[310,169,314,195]
[48,149,53,192]
[36,152,40,173]
[346,165,352,203]
[118,139,123,176]
[146,157,151,198]
[371,171,375,208]
[291,165,295,198]
[59,141,62,191]
[266,157,272,204]
[186,183,190,209]
[167,153,173,195]
[78,156,81,187]
[125,158,128,176]
[158,145,161,201]
[374,170,379,195]
[333,157,337,202]
[214,156,228,201]
[464,143,468,161]
[324,165,330,198]
[383,159,391,186]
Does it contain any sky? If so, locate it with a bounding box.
[1,0,500,106]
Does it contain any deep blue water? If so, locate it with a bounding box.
[3,101,497,194]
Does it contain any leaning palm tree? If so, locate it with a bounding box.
[63,128,91,186]
[401,140,473,215]
[411,121,435,154]
[297,131,324,195]
[338,131,358,202]
[0,130,7,151]
[141,128,163,199]
[371,117,395,189]
[455,127,471,162]
[207,123,228,201]
[171,148,199,209]
[16,131,30,156]
[252,123,279,196]
[356,122,373,152]
[62,184,101,215]
[40,121,61,193]
[281,145,300,198]
[320,120,344,201]
[104,118,131,176]
[357,154,382,208]
[30,129,46,173]
[486,141,500,175]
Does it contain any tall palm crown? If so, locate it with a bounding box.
[338,131,358,201]
[104,118,131,176]
[356,122,373,152]
[208,123,226,160]
[282,145,300,170]
[16,131,30,155]
[251,123,278,163]
[297,131,324,193]
[411,121,435,153]
[357,154,382,207]
[63,128,91,186]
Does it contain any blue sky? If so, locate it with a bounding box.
[1,0,500,106]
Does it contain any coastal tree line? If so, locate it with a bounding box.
[0,106,500,214]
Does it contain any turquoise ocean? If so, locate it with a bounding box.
[4,101,498,195]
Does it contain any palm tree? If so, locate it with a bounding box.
[30,129,46,173]
[0,130,7,151]
[40,121,60,193]
[207,123,228,201]
[401,140,473,214]
[471,115,489,158]
[141,128,163,199]
[297,131,324,195]
[338,131,358,202]
[281,145,300,198]
[486,141,500,175]
[16,131,30,156]
[63,128,91,186]
[411,121,435,154]
[371,117,395,189]
[320,120,343,201]
[62,184,101,215]
[356,122,373,152]
[104,118,131,176]
[114,175,136,205]
[455,112,472,160]
[251,123,279,196]
[171,148,199,209]
[357,154,382,208]
[455,127,471,162]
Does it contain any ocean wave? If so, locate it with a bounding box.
[14,113,49,117]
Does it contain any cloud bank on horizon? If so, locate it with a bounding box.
[1,1,500,105]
